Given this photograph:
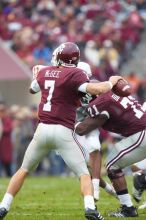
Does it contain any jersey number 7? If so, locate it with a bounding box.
[43,80,55,112]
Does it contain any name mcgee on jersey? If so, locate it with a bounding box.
[45,70,61,78]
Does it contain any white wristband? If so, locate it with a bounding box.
[107,81,113,89]
[74,122,81,130]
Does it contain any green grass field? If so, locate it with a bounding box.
[0,176,145,220]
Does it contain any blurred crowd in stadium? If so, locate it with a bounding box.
[0,0,146,176]
[0,102,68,177]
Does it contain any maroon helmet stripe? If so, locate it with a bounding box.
[106,130,145,170]
[72,131,86,159]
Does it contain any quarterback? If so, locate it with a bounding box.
[0,42,122,220]
[32,59,117,202]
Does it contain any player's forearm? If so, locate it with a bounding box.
[29,88,37,94]
[86,81,113,95]
[75,115,108,135]
[29,79,40,94]
[75,122,91,136]
[75,118,98,135]
[86,76,123,95]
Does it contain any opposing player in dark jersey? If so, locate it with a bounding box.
[0,42,122,220]
[75,91,146,217]
[76,61,117,201]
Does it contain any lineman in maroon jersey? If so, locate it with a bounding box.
[0,42,122,220]
[75,91,146,217]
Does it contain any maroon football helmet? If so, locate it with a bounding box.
[56,42,80,67]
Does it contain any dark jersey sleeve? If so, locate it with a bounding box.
[87,94,111,119]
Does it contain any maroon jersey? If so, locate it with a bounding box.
[0,116,13,163]
[87,91,146,137]
[36,66,88,129]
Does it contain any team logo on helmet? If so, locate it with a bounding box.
[56,42,80,67]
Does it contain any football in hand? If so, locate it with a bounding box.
[112,79,132,97]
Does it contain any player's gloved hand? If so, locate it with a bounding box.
[32,65,45,80]
[80,93,92,107]
[32,66,40,80]
[109,76,123,86]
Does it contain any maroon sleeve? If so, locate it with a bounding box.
[87,94,111,118]
[69,69,89,92]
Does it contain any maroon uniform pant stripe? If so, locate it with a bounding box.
[72,131,87,159]
[107,130,145,170]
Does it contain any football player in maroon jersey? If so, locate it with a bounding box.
[33,60,117,202]
[75,92,146,217]
[0,42,122,220]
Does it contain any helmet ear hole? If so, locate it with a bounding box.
[56,42,80,67]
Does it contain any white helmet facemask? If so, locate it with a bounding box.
[51,47,59,66]
[77,62,92,78]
